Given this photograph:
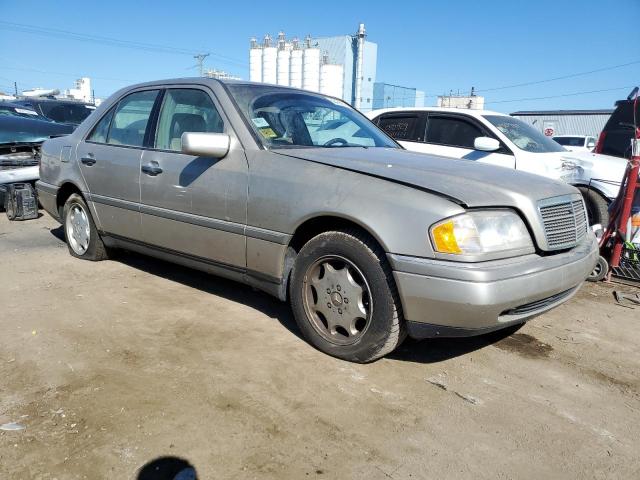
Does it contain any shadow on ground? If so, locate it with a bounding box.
[137,456,197,480]
[50,226,525,365]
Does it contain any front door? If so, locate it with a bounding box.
[139,87,248,268]
[424,114,516,169]
[76,89,160,241]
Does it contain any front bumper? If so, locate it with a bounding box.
[389,233,599,338]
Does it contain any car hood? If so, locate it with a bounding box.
[0,116,74,144]
[274,147,577,208]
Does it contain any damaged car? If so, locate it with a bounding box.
[37,79,598,362]
[0,115,73,211]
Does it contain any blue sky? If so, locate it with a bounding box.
[1,0,638,113]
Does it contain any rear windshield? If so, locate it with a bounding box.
[553,137,584,147]
[39,102,95,125]
[600,100,638,158]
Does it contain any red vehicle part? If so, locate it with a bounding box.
[599,88,640,280]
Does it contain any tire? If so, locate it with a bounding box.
[289,229,406,363]
[578,187,610,227]
[587,255,608,282]
[62,193,108,261]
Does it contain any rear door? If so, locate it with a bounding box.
[139,86,248,268]
[76,88,160,241]
[375,112,427,150]
[424,114,516,168]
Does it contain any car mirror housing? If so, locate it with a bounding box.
[474,136,500,152]
[181,132,230,158]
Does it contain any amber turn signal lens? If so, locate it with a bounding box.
[431,220,462,254]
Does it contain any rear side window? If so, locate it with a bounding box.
[155,89,224,151]
[107,90,159,147]
[87,108,115,143]
[377,114,421,141]
[553,137,584,147]
[426,116,483,149]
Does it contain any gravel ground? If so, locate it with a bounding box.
[1,214,639,480]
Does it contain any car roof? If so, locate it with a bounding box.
[367,106,507,118]
[120,77,323,95]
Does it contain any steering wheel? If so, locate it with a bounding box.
[324,137,349,147]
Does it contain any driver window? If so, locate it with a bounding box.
[155,89,224,151]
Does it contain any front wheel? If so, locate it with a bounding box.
[63,193,108,261]
[578,187,610,226]
[289,229,406,363]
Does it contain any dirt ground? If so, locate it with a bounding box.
[1,214,639,480]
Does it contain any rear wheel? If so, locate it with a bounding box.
[578,187,610,226]
[63,193,108,261]
[289,229,406,363]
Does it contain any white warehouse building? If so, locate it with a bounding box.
[249,24,376,111]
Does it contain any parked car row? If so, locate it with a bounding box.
[35,78,598,362]
[366,107,627,226]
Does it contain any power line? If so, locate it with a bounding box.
[476,60,640,93]
[0,20,248,67]
[484,85,635,105]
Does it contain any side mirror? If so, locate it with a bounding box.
[474,136,500,152]
[586,141,595,149]
[181,132,230,158]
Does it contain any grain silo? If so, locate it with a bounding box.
[302,35,320,93]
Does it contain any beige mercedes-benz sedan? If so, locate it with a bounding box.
[36,78,598,362]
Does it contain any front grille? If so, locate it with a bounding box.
[539,197,587,250]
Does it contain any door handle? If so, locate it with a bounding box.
[80,156,96,166]
[141,162,163,176]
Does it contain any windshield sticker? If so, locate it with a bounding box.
[252,117,270,128]
[258,127,277,139]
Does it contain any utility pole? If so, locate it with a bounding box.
[193,53,210,77]
[14,81,18,97]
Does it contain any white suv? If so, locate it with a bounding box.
[367,107,626,225]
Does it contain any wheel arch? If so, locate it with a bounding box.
[56,182,85,219]
[288,214,390,255]
[277,214,392,302]
[571,182,613,203]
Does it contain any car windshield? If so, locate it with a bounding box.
[227,84,397,149]
[484,115,566,153]
[553,136,585,147]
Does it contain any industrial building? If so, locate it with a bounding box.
[510,109,614,137]
[249,24,377,111]
[437,92,485,110]
[373,83,425,109]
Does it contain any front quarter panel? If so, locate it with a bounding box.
[246,150,465,258]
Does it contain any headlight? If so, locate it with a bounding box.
[430,210,534,257]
